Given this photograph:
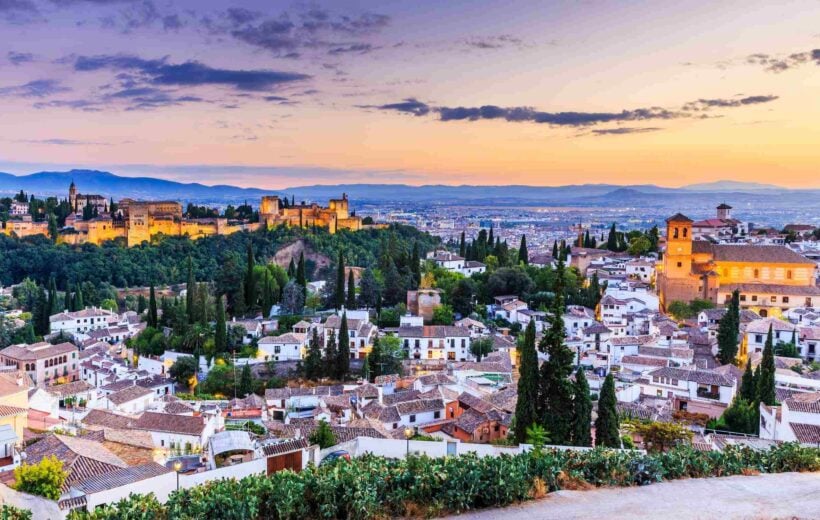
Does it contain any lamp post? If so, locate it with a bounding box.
[173,460,182,491]
[404,427,413,457]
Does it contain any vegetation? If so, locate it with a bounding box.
[595,374,620,448]
[64,444,819,520]
[667,299,715,321]
[625,421,693,453]
[716,290,740,365]
[12,456,68,500]
[0,505,32,520]
[309,419,336,449]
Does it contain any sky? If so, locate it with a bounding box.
[1,0,819,189]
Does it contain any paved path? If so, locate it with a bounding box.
[442,472,820,520]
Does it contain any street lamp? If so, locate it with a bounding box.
[404,427,414,457]
[173,460,182,491]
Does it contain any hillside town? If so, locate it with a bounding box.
[0,197,819,518]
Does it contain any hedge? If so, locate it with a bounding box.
[66,443,819,519]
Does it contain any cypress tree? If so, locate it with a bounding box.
[214,295,227,354]
[335,250,345,310]
[46,275,57,316]
[304,328,323,380]
[595,374,620,447]
[717,290,740,365]
[552,241,558,259]
[244,243,256,309]
[336,313,350,380]
[368,335,383,382]
[186,257,195,324]
[757,324,776,406]
[137,294,147,314]
[570,367,592,447]
[459,232,466,257]
[74,287,83,311]
[148,285,158,328]
[346,270,356,309]
[410,242,421,288]
[606,223,618,251]
[538,257,575,444]
[33,286,49,336]
[488,226,494,250]
[518,235,529,265]
[239,363,253,397]
[48,213,58,242]
[514,319,539,444]
[739,358,755,402]
[296,252,307,299]
[325,330,338,377]
[287,258,296,278]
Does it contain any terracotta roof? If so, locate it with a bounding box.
[666,213,693,223]
[720,283,820,297]
[132,412,205,436]
[622,356,668,367]
[790,423,820,444]
[397,325,470,338]
[261,438,309,456]
[82,409,135,429]
[0,405,27,418]
[75,462,171,494]
[106,384,154,405]
[47,381,94,397]
[0,342,77,361]
[259,333,306,345]
[785,392,820,414]
[692,242,813,264]
[649,367,735,386]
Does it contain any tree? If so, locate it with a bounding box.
[525,424,550,455]
[238,363,253,397]
[304,328,323,380]
[325,330,338,374]
[244,243,257,310]
[717,290,740,365]
[281,281,304,315]
[538,258,575,445]
[470,336,493,362]
[147,285,158,328]
[214,295,227,354]
[517,235,528,265]
[186,257,196,324]
[606,223,618,251]
[169,356,198,390]
[720,397,759,434]
[47,213,58,242]
[309,419,336,449]
[335,250,345,310]
[296,251,307,297]
[595,374,620,448]
[757,324,776,406]
[570,368,592,446]
[627,235,652,257]
[450,278,476,317]
[431,304,454,325]
[32,285,49,336]
[459,231,466,257]
[359,267,380,308]
[137,294,147,314]
[46,275,57,317]
[514,320,539,444]
[628,421,693,453]
[739,358,756,402]
[346,270,356,309]
[13,456,67,500]
[336,313,350,380]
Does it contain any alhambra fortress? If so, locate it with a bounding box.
[3,182,365,246]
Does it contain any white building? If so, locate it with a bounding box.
[641,366,736,417]
[625,259,656,283]
[49,307,118,336]
[398,325,472,361]
[427,251,486,276]
[744,318,798,354]
[759,392,820,446]
[257,333,307,362]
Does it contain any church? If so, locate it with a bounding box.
[657,213,819,317]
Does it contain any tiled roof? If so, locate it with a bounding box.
[397,326,470,338]
[107,384,154,405]
[0,341,77,361]
[259,333,306,345]
[622,356,668,367]
[75,462,171,494]
[395,398,444,416]
[47,381,94,397]
[745,318,798,334]
[790,423,820,444]
[261,438,309,456]
[649,367,735,387]
[418,373,455,386]
[383,390,420,405]
[785,392,820,414]
[82,409,135,429]
[0,405,27,418]
[50,308,115,322]
[133,412,205,436]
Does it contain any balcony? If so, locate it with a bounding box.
[696,387,720,400]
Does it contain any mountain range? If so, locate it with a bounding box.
[0,169,817,209]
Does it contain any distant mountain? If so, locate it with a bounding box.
[0,170,816,208]
[681,180,786,192]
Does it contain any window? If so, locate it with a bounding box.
[783,296,790,303]
[676,262,682,268]
[673,227,679,239]
[753,269,759,279]
[786,270,792,280]
[392,423,398,429]
[751,295,758,302]
[682,228,688,238]
[434,411,441,419]
[740,295,747,302]
[409,414,416,423]
[771,296,777,303]
[755,334,763,343]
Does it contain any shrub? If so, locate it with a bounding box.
[0,505,33,520]
[64,443,820,520]
[12,455,67,500]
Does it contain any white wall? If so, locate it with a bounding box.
[86,471,176,510]
[0,485,64,520]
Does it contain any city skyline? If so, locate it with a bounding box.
[2,1,820,188]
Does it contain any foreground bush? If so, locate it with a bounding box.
[66,443,819,520]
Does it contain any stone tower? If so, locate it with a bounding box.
[716,203,732,220]
[69,181,77,211]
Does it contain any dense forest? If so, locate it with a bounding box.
[0,224,439,289]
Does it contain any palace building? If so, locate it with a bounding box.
[657,213,819,317]
[3,183,365,246]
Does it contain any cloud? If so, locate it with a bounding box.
[327,43,378,55]
[6,51,34,65]
[0,79,70,98]
[682,95,779,111]
[73,54,311,91]
[363,94,780,128]
[359,98,431,116]
[746,49,820,73]
[15,138,113,145]
[32,99,101,111]
[0,0,37,12]
[224,7,389,56]
[589,127,662,136]
[461,34,525,50]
